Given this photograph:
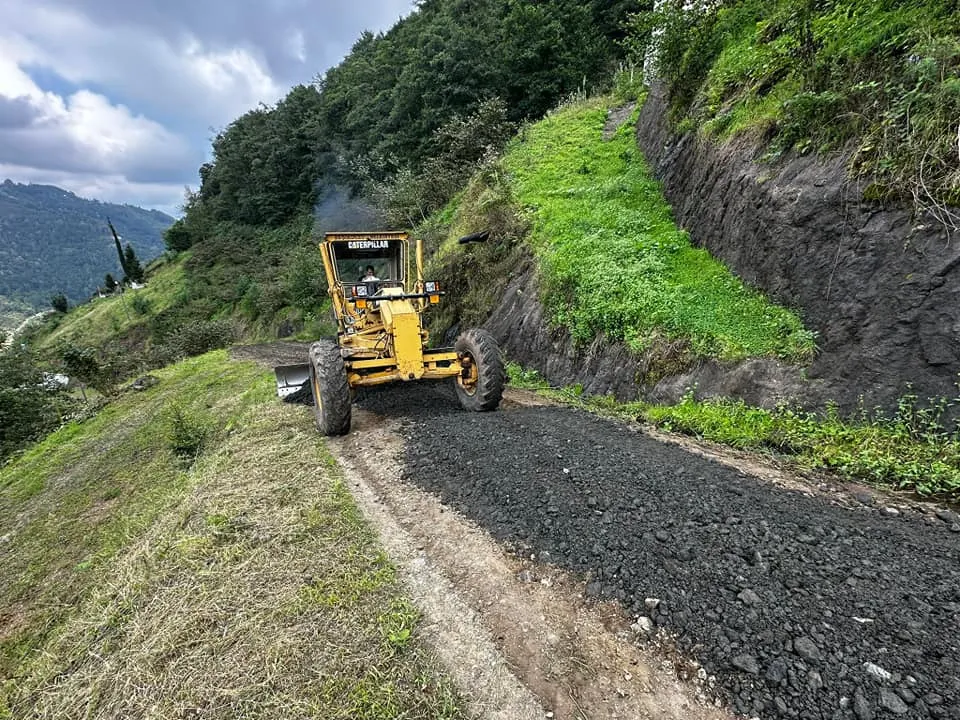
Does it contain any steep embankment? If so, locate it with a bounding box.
[0,351,463,719]
[430,96,816,407]
[636,83,960,413]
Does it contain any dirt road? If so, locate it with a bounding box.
[234,344,960,719]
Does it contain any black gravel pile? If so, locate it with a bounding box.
[358,386,960,719]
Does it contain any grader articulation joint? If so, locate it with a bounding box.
[277,230,505,435]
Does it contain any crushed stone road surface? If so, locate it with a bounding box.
[357,383,960,720]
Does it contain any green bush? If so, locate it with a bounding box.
[169,320,239,358]
[164,402,212,458]
[130,294,152,316]
[50,294,68,314]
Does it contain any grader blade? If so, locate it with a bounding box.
[274,363,311,400]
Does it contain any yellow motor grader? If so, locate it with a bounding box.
[274,230,504,435]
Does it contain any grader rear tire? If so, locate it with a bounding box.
[454,328,505,412]
[308,340,351,436]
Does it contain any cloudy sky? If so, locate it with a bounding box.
[0,0,414,216]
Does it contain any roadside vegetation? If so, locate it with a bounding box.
[502,98,814,360]
[0,351,462,719]
[508,363,960,502]
[425,94,814,366]
[629,0,960,220]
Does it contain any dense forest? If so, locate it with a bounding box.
[0,181,172,315]
[156,0,646,337]
[169,0,644,239]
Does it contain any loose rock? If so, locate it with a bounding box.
[878,687,909,715]
[793,636,821,663]
[853,689,873,720]
[731,654,760,675]
[384,389,960,720]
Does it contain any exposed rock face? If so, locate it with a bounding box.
[635,83,960,413]
[478,86,959,413]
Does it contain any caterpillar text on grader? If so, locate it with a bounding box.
[274,230,505,435]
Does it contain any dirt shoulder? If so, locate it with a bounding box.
[230,341,312,368]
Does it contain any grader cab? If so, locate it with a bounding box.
[279,230,504,435]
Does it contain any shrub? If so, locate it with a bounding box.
[169,320,239,358]
[164,403,211,458]
[130,294,152,316]
[50,294,68,313]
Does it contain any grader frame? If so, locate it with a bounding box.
[292,230,504,435]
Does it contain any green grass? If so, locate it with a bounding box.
[1,351,462,719]
[507,362,960,501]
[37,256,188,351]
[641,0,960,208]
[502,98,814,361]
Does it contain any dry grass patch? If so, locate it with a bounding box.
[1,354,463,719]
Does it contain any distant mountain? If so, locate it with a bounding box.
[0,180,174,316]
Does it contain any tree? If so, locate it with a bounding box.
[164,218,193,252]
[51,293,68,313]
[104,273,118,292]
[109,218,127,279]
[123,244,145,284]
[60,343,108,397]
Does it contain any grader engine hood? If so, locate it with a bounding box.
[377,296,425,380]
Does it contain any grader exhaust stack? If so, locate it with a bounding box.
[275,230,504,435]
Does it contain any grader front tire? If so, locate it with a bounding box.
[309,340,352,436]
[454,328,505,412]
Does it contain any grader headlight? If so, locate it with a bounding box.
[424,281,440,303]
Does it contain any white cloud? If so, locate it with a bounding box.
[0,45,194,179]
[286,29,307,63]
[1,0,285,126]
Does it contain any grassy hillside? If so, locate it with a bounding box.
[631,0,960,211]
[428,95,814,367]
[0,351,462,719]
[36,256,188,353]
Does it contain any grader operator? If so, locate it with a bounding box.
[274,231,504,435]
